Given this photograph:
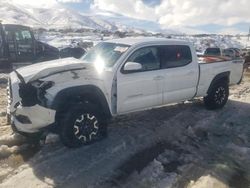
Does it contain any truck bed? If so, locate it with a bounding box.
[196,55,244,97]
[198,55,231,64]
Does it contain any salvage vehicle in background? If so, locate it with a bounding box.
[223,48,242,59]
[60,46,86,59]
[7,38,244,148]
[204,47,223,56]
[0,22,86,72]
[242,48,250,68]
[244,51,250,68]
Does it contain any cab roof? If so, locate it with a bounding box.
[106,37,190,46]
[3,24,31,30]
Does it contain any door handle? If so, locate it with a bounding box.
[153,76,164,81]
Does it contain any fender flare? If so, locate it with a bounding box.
[207,71,230,94]
[51,85,112,120]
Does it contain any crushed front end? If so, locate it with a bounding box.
[7,71,56,134]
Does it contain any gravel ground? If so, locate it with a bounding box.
[0,71,249,188]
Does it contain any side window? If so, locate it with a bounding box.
[15,30,32,43]
[160,45,192,69]
[15,31,21,41]
[21,30,32,40]
[125,46,160,72]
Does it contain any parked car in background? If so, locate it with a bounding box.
[204,47,223,56]
[0,23,86,72]
[60,47,86,59]
[0,23,59,71]
[223,48,242,59]
[244,50,250,68]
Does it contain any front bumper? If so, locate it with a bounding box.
[7,72,56,133]
[11,104,56,133]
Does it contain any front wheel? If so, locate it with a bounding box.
[60,102,107,148]
[204,82,229,110]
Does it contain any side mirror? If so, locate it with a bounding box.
[123,62,142,71]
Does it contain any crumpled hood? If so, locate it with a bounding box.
[16,57,93,83]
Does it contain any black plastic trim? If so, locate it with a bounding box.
[207,71,230,94]
[51,85,112,119]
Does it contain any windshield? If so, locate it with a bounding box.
[81,42,130,67]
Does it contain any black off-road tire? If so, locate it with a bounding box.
[60,102,107,148]
[204,81,229,110]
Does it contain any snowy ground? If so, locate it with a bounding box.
[0,71,250,188]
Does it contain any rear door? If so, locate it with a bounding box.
[159,45,199,104]
[117,46,163,114]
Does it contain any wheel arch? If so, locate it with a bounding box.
[207,71,230,94]
[51,85,112,126]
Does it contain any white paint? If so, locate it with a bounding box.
[14,104,56,133]
[8,38,244,134]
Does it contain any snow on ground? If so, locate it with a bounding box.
[0,134,26,147]
[36,30,245,52]
[233,36,250,48]
[187,175,229,188]
[37,31,113,49]
[173,35,243,52]
[0,70,249,187]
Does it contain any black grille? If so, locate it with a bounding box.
[7,78,13,105]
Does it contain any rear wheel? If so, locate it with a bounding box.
[204,82,229,110]
[60,102,107,148]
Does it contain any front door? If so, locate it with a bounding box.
[117,46,163,114]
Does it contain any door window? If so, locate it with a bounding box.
[159,45,192,69]
[21,30,32,40]
[15,30,32,43]
[125,46,160,72]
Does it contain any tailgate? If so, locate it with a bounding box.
[230,59,244,85]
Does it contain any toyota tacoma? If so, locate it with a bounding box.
[7,38,244,147]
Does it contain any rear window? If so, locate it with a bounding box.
[159,45,192,69]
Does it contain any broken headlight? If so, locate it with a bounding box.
[19,80,54,107]
[19,83,39,106]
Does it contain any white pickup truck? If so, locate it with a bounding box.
[7,38,244,147]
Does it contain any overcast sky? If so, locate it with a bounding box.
[10,0,250,34]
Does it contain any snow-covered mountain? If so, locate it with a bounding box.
[0,0,149,32]
[0,1,44,28]
[0,1,111,31]
[0,0,180,34]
